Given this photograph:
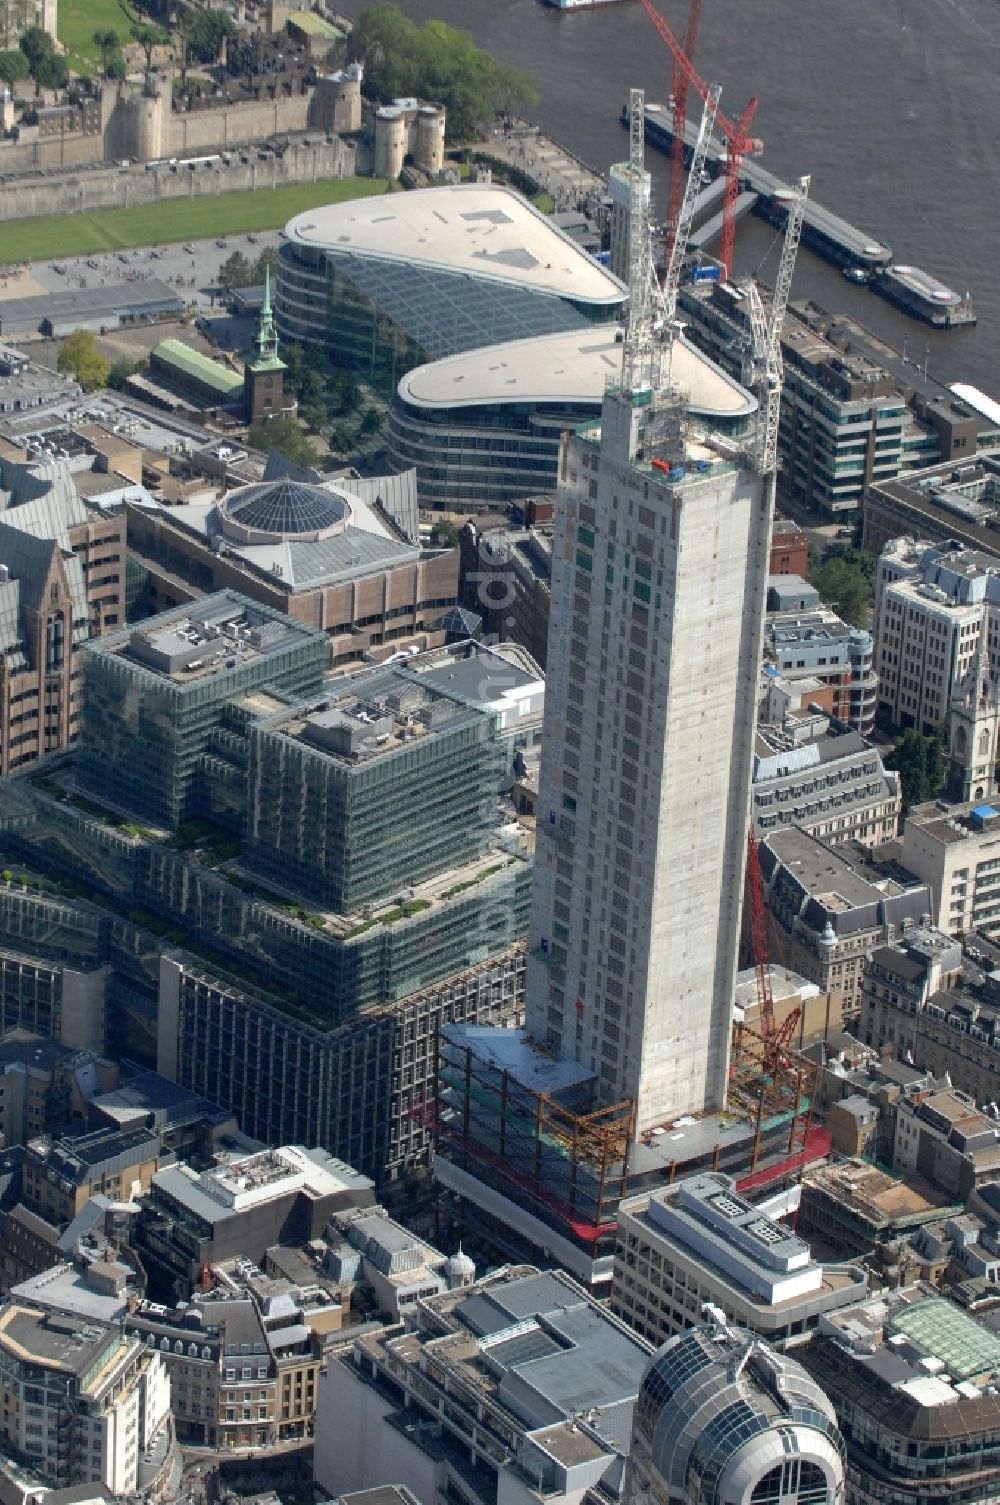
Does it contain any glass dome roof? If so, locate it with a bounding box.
[221,479,350,541]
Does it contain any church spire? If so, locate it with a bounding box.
[254,264,280,366]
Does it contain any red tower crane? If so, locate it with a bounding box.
[637,0,761,276]
[745,827,775,1040]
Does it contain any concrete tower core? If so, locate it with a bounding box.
[525,376,773,1132]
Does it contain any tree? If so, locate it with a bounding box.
[105,53,126,82]
[429,518,460,548]
[0,49,29,88]
[219,250,253,292]
[807,542,876,629]
[328,420,356,456]
[183,9,237,65]
[247,417,319,468]
[33,52,68,91]
[351,3,536,141]
[130,23,168,85]
[359,406,383,438]
[57,330,110,392]
[107,356,145,391]
[93,28,120,75]
[885,727,947,811]
[18,26,53,74]
[253,247,278,283]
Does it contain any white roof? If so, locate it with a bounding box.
[284,183,625,306]
[397,326,755,419]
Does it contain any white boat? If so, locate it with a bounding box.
[541,0,625,11]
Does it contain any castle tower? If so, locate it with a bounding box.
[244,267,290,426]
[949,619,1000,804]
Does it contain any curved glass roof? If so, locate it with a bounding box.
[223,479,349,539]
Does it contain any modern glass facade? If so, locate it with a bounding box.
[388,397,600,512]
[247,702,506,911]
[276,242,622,397]
[0,780,531,1026]
[78,594,329,831]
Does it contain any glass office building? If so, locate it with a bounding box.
[389,327,758,513]
[78,592,329,831]
[276,184,626,396]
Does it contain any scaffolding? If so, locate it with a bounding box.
[433,1032,635,1255]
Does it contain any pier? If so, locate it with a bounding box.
[638,103,890,273]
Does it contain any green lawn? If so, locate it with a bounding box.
[0,178,390,263]
[58,0,136,74]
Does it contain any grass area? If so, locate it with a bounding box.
[1,178,390,264]
[58,0,136,74]
[532,191,555,214]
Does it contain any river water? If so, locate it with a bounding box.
[337,0,1000,396]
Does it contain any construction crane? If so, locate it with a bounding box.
[666,0,703,253]
[621,86,660,393]
[662,82,720,329]
[637,0,762,276]
[745,174,810,474]
[744,827,775,1042]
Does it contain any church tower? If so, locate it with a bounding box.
[949,620,1000,803]
[244,267,291,426]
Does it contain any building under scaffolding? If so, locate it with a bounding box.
[433,1022,829,1288]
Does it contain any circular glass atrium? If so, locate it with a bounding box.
[220,479,352,544]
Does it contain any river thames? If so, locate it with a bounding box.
[338,0,1000,395]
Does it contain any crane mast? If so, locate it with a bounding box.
[746,174,810,475]
[621,86,661,394]
[663,83,721,329]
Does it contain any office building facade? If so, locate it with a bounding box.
[612,1172,867,1351]
[276,184,626,396]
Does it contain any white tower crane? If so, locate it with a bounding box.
[745,174,810,475]
[662,83,721,330]
[621,87,658,394]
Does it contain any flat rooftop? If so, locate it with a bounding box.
[284,184,626,306]
[397,326,754,419]
[96,590,325,684]
[0,1304,118,1378]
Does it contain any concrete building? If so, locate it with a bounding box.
[612,1172,867,1350]
[460,519,552,669]
[315,1264,652,1505]
[371,98,445,181]
[0,1034,118,1150]
[677,282,960,517]
[800,1283,1000,1505]
[524,378,769,1128]
[388,324,754,513]
[859,926,963,1055]
[608,158,651,286]
[752,716,900,848]
[0,453,125,775]
[124,475,460,669]
[759,828,933,1023]
[0,1,57,49]
[0,1301,171,1495]
[132,1145,374,1303]
[21,1126,159,1229]
[900,799,1000,938]
[765,608,878,736]
[625,1313,845,1505]
[872,536,1000,732]
[276,184,626,396]
[77,590,330,830]
[864,448,1000,558]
